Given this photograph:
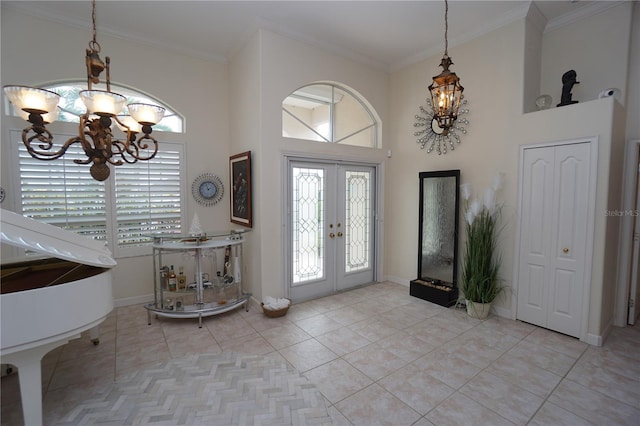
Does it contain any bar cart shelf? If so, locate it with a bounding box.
[145,230,250,327]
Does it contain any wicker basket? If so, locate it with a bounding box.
[261,299,291,318]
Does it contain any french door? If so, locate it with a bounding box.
[287,160,375,302]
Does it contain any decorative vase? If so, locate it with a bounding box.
[466,300,491,319]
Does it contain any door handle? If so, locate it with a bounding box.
[337,232,343,237]
[329,232,335,239]
[563,247,569,254]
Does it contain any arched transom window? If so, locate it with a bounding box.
[282,83,379,148]
[12,81,184,133]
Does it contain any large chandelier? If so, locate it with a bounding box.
[3,0,165,181]
[428,0,464,136]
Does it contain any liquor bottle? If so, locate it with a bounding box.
[177,266,187,290]
[168,265,177,291]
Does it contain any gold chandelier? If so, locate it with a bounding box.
[428,0,464,136]
[3,0,165,181]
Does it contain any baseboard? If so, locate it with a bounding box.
[585,317,614,347]
[385,275,410,287]
[113,294,154,308]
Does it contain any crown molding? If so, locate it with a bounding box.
[391,2,531,72]
[544,1,627,33]
[2,2,228,64]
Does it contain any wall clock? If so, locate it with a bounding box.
[414,98,469,155]
[192,173,224,206]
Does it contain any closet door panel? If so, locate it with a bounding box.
[547,143,591,337]
[517,148,555,326]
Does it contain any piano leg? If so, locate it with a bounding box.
[2,340,69,426]
[89,325,101,345]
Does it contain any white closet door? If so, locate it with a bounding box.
[547,143,591,336]
[517,147,555,327]
[517,142,591,338]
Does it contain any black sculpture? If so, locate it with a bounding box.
[557,70,580,107]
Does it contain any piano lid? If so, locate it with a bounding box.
[0,209,116,268]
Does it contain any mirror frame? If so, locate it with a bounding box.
[416,169,460,286]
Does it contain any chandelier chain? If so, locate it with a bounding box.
[89,0,100,52]
[444,0,449,55]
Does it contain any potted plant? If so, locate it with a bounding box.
[459,173,504,319]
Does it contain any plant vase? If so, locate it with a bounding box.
[466,300,491,319]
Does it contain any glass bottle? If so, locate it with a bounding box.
[168,265,177,291]
[177,266,186,290]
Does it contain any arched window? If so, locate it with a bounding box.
[7,82,185,258]
[282,83,379,148]
[8,81,184,133]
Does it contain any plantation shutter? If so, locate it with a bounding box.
[114,142,183,247]
[16,132,108,241]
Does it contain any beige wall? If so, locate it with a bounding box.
[230,29,389,302]
[387,20,526,316]
[1,8,230,302]
[1,3,637,341]
[540,2,633,108]
[387,3,634,342]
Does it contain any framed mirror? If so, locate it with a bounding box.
[410,169,460,307]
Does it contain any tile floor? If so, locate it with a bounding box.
[2,281,639,425]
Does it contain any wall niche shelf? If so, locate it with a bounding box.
[144,230,251,327]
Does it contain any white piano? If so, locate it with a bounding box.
[1,209,115,426]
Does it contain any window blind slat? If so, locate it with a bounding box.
[17,132,183,252]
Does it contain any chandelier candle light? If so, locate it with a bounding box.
[428,0,464,135]
[3,0,165,181]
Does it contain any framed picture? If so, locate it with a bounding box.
[229,151,252,228]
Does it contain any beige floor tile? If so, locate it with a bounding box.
[379,363,455,415]
[375,332,438,363]
[166,333,222,357]
[486,352,563,398]
[479,316,537,339]
[47,352,115,391]
[506,339,577,376]
[335,383,421,426]
[217,331,275,355]
[348,318,399,342]
[406,322,459,346]
[425,392,515,426]
[2,282,638,426]
[576,345,640,382]
[396,299,444,319]
[304,358,373,404]
[426,308,482,334]
[343,344,408,381]
[412,351,483,389]
[460,371,544,424]
[315,326,372,356]
[278,338,338,372]
[528,401,594,426]
[326,404,354,425]
[328,305,371,326]
[257,322,312,349]
[566,359,640,407]
[548,379,640,425]
[293,313,344,337]
[524,327,588,358]
[441,337,507,369]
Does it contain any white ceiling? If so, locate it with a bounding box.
[2,1,617,72]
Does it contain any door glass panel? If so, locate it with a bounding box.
[292,167,325,284]
[345,170,370,273]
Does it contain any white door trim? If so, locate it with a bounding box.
[513,137,599,343]
[281,152,384,300]
[615,139,640,326]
